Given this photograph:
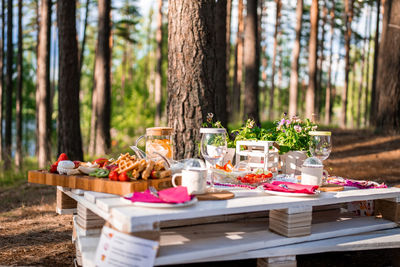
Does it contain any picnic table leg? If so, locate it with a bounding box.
[269,206,313,237]
[375,197,400,224]
[257,256,297,267]
[56,187,77,214]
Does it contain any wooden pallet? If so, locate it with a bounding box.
[28,170,172,195]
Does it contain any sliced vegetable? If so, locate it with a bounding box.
[89,169,110,178]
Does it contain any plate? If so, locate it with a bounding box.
[258,186,320,197]
[122,194,198,208]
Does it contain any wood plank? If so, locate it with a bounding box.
[375,199,400,223]
[84,191,117,204]
[28,170,172,195]
[110,187,400,232]
[201,228,400,263]
[155,217,397,265]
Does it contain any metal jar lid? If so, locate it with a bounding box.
[146,127,174,136]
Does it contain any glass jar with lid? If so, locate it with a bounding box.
[145,127,174,160]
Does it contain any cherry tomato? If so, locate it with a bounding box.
[109,171,119,181]
[118,172,130,182]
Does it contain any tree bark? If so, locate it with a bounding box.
[4,0,13,169]
[288,0,303,118]
[15,0,23,168]
[79,0,90,75]
[316,2,327,117]
[374,0,400,133]
[232,0,244,121]
[94,0,111,156]
[306,0,319,120]
[0,0,4,161]
[324,1,335,125]
[167,0,216,159]
[57,0,83,161]
[226,0,232,115]
[88,49,97,156]
[37,0,52,168]
[364,3,373,127]
[269,0,281,121]
[243,0,259,123]
[370,0,381,126]
[215,0,228,127]
[340,0,353,128]
[155,0,163,126]
[357,6,370,128]
[260,3,268,121]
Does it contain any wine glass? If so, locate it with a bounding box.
[309,131,332,183]
[308,131,332,161]
[200,128,227,192]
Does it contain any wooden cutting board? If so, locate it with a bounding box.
[196,190,235,201]
[319,184,344,192]
[28,170,172,196]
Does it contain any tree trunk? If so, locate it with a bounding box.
[269,0,281,121]
[340,0,353,128]
[370,0,381,126]
[37,0,52,168]
[79,0,90,75]
[277,47,283,116]
[225,0,232,115]
[15,0,23,168]
[35,0,40,158]
[288,0,303,118]
[243,0,259,123]
[94,0,111,156]
[167,0,216,159]
[0,0,4,161]
[324,1,335,125]
[374,0,400,133]
[215,0,228,127]
[57,0,83,161]
[154,0,163,126]
[357,6,370,128]
[306,0,319,120]
[232,0,244,122]
[364,3,373,127]
[316,2,327,117]
[88,49,97,156]
[260,3,268,121]
[4,0,13,169]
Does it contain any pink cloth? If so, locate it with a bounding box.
[263,181,318,195]
[124,186,191,204]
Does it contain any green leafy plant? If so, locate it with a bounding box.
[230,119,276,147]
[274,115,318,153]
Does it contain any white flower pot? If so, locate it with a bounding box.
[280,150,308,175]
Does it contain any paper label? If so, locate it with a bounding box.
[95,226,159,267]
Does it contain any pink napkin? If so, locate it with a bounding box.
[263,181,318,195]
[125,186,191,204]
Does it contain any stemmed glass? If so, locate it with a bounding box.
[200,128,227,192]
[309,131,332,161]
[309,131,332,182]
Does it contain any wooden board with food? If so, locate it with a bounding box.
[28,152,173,195]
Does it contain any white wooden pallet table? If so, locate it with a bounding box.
[64,186,400,266]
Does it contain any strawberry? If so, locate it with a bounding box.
[118,172,130,182]
[93,158,108,167]
[49,163,58,173]
[73,161,81,168]
[56,153,69,163]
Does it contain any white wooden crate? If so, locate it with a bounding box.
[235,140,279,174]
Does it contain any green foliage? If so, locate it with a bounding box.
[230,119,276,147]
[274,115,318,153]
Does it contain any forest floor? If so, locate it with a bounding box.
[0,129,400,266]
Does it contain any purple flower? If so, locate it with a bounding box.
[285,120,291,126]
[279,118,285,126]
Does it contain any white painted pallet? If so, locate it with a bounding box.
[73,215,400,266]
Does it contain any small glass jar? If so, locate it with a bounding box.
[145,127,174,160]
